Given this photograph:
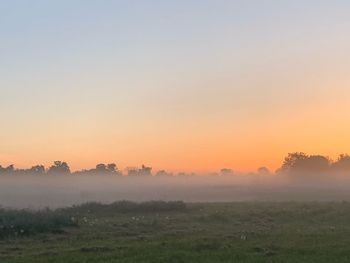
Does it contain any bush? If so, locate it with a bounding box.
[0,208,76,238]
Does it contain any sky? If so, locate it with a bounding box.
[1,0,350,172]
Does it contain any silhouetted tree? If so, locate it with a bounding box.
[177,172,197,177]
[331,154,350,171]
[257,167,270,174]
[0,165,15,175]
[95,163,108,173]
[127,167,139,176]
[279,152,330,174]
[220,168,233,176]
[281,152,308,172]
[0,165,14,175]
[305,155,331,172]
[155,170,173,177]
[92,163,121,175]
[47,161,70,175]
[72,169,86,175]
[126,165,152,176]
[139,165,152,176]
[107,163,117,173]
[29,165,46,175]
[5,164,14,173]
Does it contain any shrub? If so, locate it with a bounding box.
[0,208,76,238]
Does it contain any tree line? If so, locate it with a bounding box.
[277,152,350,174]
[0,161,154,176]
[1,153,350,176]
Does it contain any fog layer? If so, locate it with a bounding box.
[1,173,350,209]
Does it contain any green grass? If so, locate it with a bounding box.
[2,201,350,262]
[68,200,187,214]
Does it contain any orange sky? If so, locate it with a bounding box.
[1,1,350,172]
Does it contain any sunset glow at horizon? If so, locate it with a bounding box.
[1,1,350,173]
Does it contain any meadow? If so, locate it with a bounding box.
[1,201,350,262]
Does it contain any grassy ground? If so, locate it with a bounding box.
[1,201,350,262]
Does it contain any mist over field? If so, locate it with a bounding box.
[1,171,350,209]
[1,152,350,208]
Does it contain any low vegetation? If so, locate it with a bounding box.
[2,202,350,262]
[69,200,187,214]
[0,208,76,238]
[0,201,186,239]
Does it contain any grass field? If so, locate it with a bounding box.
[1,201,350,262]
